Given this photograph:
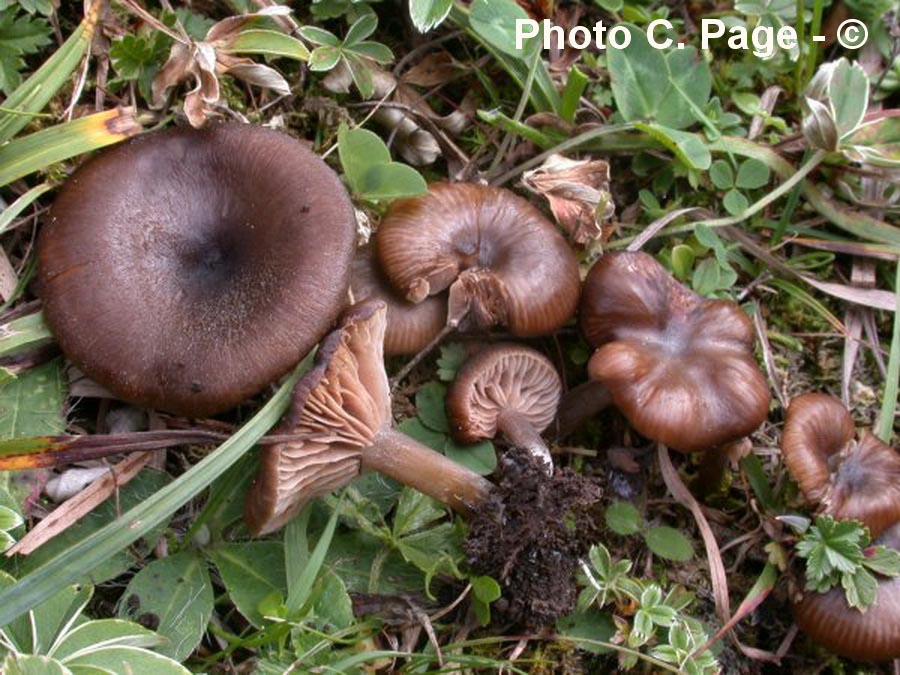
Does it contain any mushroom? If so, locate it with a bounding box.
[244,301,604,628]
[38,123,356,417]
[375,182,580,381]
[560,251,770,488]
[781,393,900,539]
[349,246,447,355]
[793,522,900,661]
[446,344,561,474]
[244,300,493,536]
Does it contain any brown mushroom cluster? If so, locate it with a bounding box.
[35,127,790,633]
[781,394,900,661]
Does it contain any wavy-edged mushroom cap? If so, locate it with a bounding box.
[349,246,447,355]
[582,251,770,453]
[447,344,561,443]
[375,182,580,336]
[782,393,900,538]
[245,302,391,535]
[39,123,355,417]
[793,522,900,661]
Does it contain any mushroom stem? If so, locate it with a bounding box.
[553,380,613,438]
[363,428,493,515]
[497,409,553,475]
[695,439,749,497]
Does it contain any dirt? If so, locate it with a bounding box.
[465,447,604,629]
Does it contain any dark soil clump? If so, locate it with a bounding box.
[465,448,604,628]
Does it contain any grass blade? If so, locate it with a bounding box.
[0,366,302,627]
[877,261,900,443]
[285,495,343,616]
[0,184,52,237]
[0,312,52,358]
[0,2,102,144]
[0,108,142,188]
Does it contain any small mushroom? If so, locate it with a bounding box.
[349,246,446,355]
[244,301,493,535]
[793,522,900,661]
[38,123,355,417]
[560,251,769,488]
[782,393,900,539]
[375,182,580,381]
[446,344,561,474]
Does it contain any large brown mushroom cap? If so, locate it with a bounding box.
[349,246,447,355]
[38,123,355,417]
[582,251,770,453]
[245,302,391,536]
[782,393,900,538]
[793,523,900,661]
[446,344,561,444]
[375,182,580,336]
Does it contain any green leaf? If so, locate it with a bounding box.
[0,108,141,188]
[1,654,70,675]
[0,8,51,95]
[862,546,900,577]
[796,516,868,587]
[442,437,496,475]
[468,0,535,58]
[224,29,310,61]
[108,33,168,80]
[0,367,300,629]
[298,25,340,47]
[415,382,449,433]
[349,41,393,64]
[735,159,770,190]
[207,542,286,628]
[709,160,734,190]
[471,575,501,626]
[635,123,710,170]
[605,501,643,536]
[0,312,52,358]
[118,552,213,661]
[608,25,710,130]
[0,4,99,143]
[397,417,446,451]
[828,59,869,140]
[409,0,454,33]
[65,646,189,674]
[337,125,427,201]
[17,470,169,584]
[0,503,22,531]
[343,13,378,46]
[0,360,65,440]
[285,498,341,616]
[393,487,446,538]
[556,607,616,654]
[308,45,341,72]
[670,244,695,281]
[843,566,878,611]
[313,570,354,629]
[437,343,467,382]
[645,526,694,562]
[51,619,162,660]
[723,189,749,216]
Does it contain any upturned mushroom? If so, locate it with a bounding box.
[244,301,603,628]
[781,393,900,539]
[244,301,492,536]
[38,123,355,417]
[349,246,447,355]
[446,344,561,474]
[375,182,581,380]
[559,251,770,488]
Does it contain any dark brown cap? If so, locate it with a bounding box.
[793,523,900,661]
[782,393,900,539]
[375,182,580,336]
[38,123,355,417]
[582,251,770,452]
[349,246,446,355]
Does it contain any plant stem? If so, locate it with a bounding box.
[876,261,900,443]
[553,380,613,438]
[364,428,493,515]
